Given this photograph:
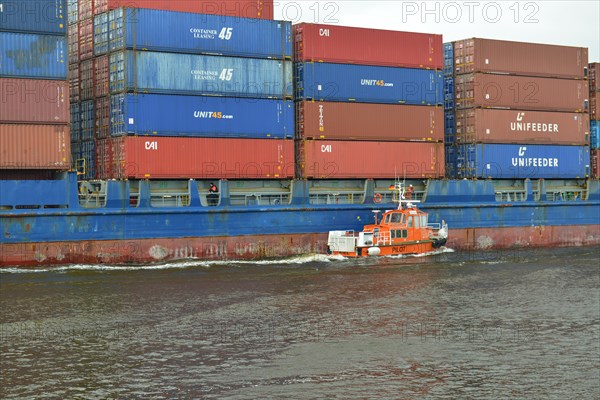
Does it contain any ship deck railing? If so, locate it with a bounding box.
[309,190,365,205]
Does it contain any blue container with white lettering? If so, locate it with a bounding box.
[109,50,293,99]
[591,120,600,149]
[295,62,443,105]
[0,0,66,35]
[110,94,294,139]
[105,8,291,59]
[456,144,589,179]
[0,32,67,79]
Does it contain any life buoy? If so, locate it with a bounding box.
[374,193,383,203]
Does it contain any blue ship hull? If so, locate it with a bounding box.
[1,175,599,266]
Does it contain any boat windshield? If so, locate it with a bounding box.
[390,213,402,223]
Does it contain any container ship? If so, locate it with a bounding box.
[1,1,599,267]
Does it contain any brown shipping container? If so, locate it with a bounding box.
[68,24,79,65]
[297,102,443,142]
[0,124,71,170]
[1,78,69,124]
[78,18,94,61]
[95,97,109,139]
[92,0,274,19]
[589,63,600,92]
[297,141,445,179]
[454,38,588,79]
[94,55,109,98]
[590,91,600,121]
[80,59,94,101]
[95,138,114,179]
[111,137,294,179]
[454,109,590,145]
[592,149,600,179]
[455,73,588,112]
[294,23,442,69]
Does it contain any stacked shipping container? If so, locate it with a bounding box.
[590,63,600,178]
[68,2,294,179]
[293,23,445,179]
[446,38,590,179]
[0,0,71,175]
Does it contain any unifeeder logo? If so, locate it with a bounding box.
[510,112,559,133]
[361,79,394,87]
[194,111,234,120]
[191,70,218,81]
[511,146,559,168]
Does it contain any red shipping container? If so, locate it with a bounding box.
[589,63,600,92]
[95,138,114,179]
[294,23,442,70]
[94,96,109,139]
[92,0,274,19]
[94,55,109,98]
[297,101,443,142]
[1,78,69,124]
[454,109,590,145]
[68,63,80,103]
[0,124,71,170]
[78,18,94,60]
[68,24,79,65]
[455,73,589,112]
[80,59,94,100]
[79,0,94,21]
[297,141,445,179]
[111,137,294,179]
[592,149,600,178]
[453,38,588,79]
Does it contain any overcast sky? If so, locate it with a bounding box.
[274,1,600,62]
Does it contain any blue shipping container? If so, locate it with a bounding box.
[457,144,589,179]
[70,103,81,141]
[110,94,294,139]
[0,0,66,35]
[80,100,94,141]
[110,50,293,99]
[295,62,443,106]
[93,12,109,55]
[444,111,455,144]
[0,32,67,79]
[591,121,599,149]
[80,139,95,180]
[443,42,454,76]
[444,76,454,110]
[107,8,292,59]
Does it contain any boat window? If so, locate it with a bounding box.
[421,215,428,227]
[402,215,406,224]
[407,217,413,228]
[414,217,420,228]
[391,230,396,239]
[402,230,408,238]
[391,213,402,223]
[385,214,391,223]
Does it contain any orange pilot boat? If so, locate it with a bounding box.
[327,182,448,257]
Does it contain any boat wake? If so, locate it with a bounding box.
[0,254,345,273]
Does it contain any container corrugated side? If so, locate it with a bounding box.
[454,38,588,79]
[443,42,454,76]
[108,8,292,59]
[109,51,293,99]
[95,96,109,139]
[95,138,114,179]
[0,0,67,35]
[456,144,589,179]
[295,62,443,105]
[297,101,442,142]
[94,54,109,97]
[78,17,93,60]
[591,121,600,150]
[68,62,79,102]
[110,94,294,139]
[112,137,294,179]
[80,58,93,100]
[0,78,69,124]
[0,124,70,169]
[297,141,445,179]
[67,23,78,64]
[455,73,588,112]
[454,109,590,146]
[80,100,94,140]
[0,32,66,79]
[80,139,96,179]
[591,149,600,178]
[93,11,109,55]
[67,0,78,25]
[70,103,81,141]
[589,62,600,92]
[293,23,442,69]
[93,0,274,19]
[590,90,600,121]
